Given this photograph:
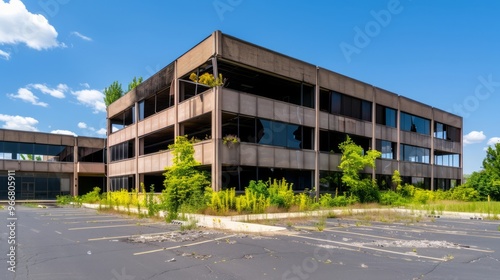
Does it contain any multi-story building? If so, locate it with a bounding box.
[0,129,105,200]
[107,31,462,195]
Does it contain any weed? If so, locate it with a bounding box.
[316,216,326,231]
[180,219,198,231]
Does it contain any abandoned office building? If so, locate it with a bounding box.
[0,129,105,200]
[106,30,462,194]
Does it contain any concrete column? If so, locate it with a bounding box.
[73,138,78,196]
[396,96,401,173]
[106,111,111,192]
[314,67,320,200]
[174,60,180,138]
[371,87,376,181]
[135,102,140,191]
[430,109,435,191]
[212,87,222,191]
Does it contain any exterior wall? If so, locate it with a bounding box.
[0,129,105,199]
[105,31,463,192]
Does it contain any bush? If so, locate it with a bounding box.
[351,179,380,203]
[268,178,294,209]
[450,185,480,202]
[380,191,407,206]
[56,195,74,205]
[80,187,102,203]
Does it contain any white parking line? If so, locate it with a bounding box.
[288,234,447,262]
[68,222,161,230]
[88,231,181,241]
[133,234,238,256]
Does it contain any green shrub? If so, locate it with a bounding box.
[80,187,102,203]
[268,178,294,209]
[450,185,480,202]
[380,191,407,206]
[56,195,74,205]
[351,179,380,203]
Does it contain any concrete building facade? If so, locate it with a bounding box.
[106,31,462,194]
[0,129,105,200]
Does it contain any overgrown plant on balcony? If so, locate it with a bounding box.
[222,134,240,146]
[189,72,224,87]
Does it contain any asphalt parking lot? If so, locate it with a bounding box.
[1,206,499,280]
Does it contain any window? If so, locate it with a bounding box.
[434,151,460,167]
[434,122,460,142]
[319,131,370,153]
[400,112,430,135]
[376,140,396,159]
[400,144,430,164]
[376,105,397,128]
[110,140,135,162]
[330,92,372,121]
[221,113,314,150]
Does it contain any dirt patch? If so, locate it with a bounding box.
[127,230,221,243]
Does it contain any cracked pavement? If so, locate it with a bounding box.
[1,206,499,280]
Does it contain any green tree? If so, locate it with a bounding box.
[128,76,143,91]
[338,136,381,202]
[103,81,123,107]
[465,143,500,201]
[162,136,210,221]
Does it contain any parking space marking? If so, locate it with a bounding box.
[68,222,161,231]
[46,215,117,220]
[40,213,96,217]
[63,218,132,224]
[323,227,405,241]
[55,231,62,234]
[288,234,447,262]
[133,234,237,256]
[88,231,180,241]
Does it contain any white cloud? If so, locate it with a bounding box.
[50,129,77,137]
[0,49,10,60]
[8,87,48,107]
[72,89,106,113]
[0,0,61,50]
[463,131,486,145]
[70,31,92,41]
[96,128,107,136]
[487,137,500,146]
[78,122,88,129]
[31,83,67,98]
[80,83,90,89]
[0,114,38,131]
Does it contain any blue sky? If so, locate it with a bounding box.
[1,0,499,174]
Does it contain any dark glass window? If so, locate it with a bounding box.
[400,144,430,163]
[376,105,397,128]
[319,89,330,112]
[434,122,460,142]
[110,140,135,162]
[376,140,396,159]
[434,151,460,167]
[330,91,371,121]
[400,112,430,135]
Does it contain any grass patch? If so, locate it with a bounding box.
[411,201,500,216]
[22,203,38,208]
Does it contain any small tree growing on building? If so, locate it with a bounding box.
[128,76,143,91]
[162,136,210,221]
[103,81,123,107]
[338,136,381,203]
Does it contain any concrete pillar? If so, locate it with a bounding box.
[135,102,140,192]
[430,109,435,191]
[73,138,78,196]
[314,67,320,200]
[371,87,376,181]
